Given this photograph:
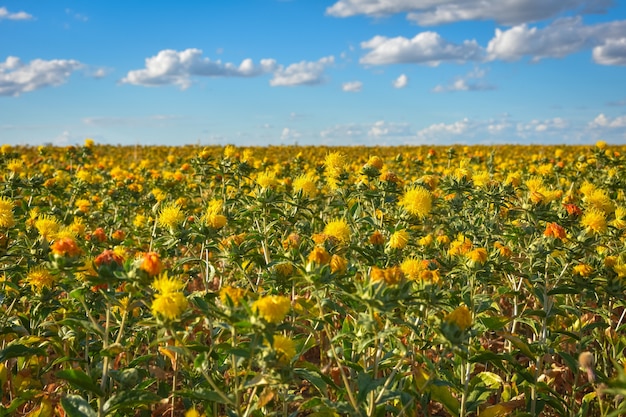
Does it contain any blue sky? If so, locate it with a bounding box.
[1,0,626,147]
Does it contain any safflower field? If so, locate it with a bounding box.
[1,140,625,417]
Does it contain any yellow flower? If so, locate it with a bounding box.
[466,248,488,265]
[253,295,291,323]
[612,206,626,229]
[445,305,472,330]
[256,171,278,189]
[35,215,60,241]
[323,219,351,244]
[274,262,294,277]
[400,258,422,281]
[324,151,346,178]
[152,272,186,294]
[185,408,206,417]
[201,199,227,229]
[367,155,384,170]
[293,173,317,197]
[0,197,15,228]
[581,209,607,234]
[584,189,614,214]
[158,202,185,229]
[151,273,187,320]
[269,334,296,364]
[330,254,348,274]
[26,267,55,293]
[399,186,432,218]
[219,286,246,306]
[308,246,331,265]
[6,158,24,173]
[84,138,95,148]
[152,292,188,320]
[573,264,593,277]
[370,266,403,285]
[75,199,91,213]
[389,229,409,249]
[223,145,237,159]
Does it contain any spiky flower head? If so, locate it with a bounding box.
[581,208,607,234]
[26,266,55,293]
[323,219,351,244]
[253,295,291,324]
[269,334,297,364]
[324,151,345,178]
[158,202,185,229]
[389,229,409,250]
[151,272,188,321]
[35,215,60,241]
[445,305,472,331]
[293,173,318,198]
[399,186,432,218]
[0,197,15,228]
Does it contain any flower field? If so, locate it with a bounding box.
[1,141,626,417]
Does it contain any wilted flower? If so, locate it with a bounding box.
[330,254,348,274]
[544,222,567,240]
[369,231,385,246]
[308,246,331,265]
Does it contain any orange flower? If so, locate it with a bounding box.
[51,237,82,257]
[95,249,124,267]
[141,252,163,276]
[544,222,567,240]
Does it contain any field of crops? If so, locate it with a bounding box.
[0,141,625,417]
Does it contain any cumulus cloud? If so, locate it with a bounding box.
[0,6,33,21]
[589,113,626,128]
[342,80,363,92]
[280,127,302,141]
[327,0,612,25]
[368,120,411,137]
[406,0,612,26]
[121,48,278,89]
[270,56,334,86]
[360,32,483,66]
[0,56,83,97]
[393,74,408,88]
[433,67,495,92]
[416,118,470,141]
[487,17,626,62]
[515,118,568,138]
[593,38,626,65]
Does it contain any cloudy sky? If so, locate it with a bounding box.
[1,0,626,146]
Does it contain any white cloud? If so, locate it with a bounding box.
[367,120,411,137]
[407,0,611,26]
[327,0,612,25]
[280,127,302,141]
[121,49,277,89]
[433,67,495,92]
[417,118,470,141]
[82,115,180,127]
[360,32,483,66]
[393,74,408,88]
[342,80,363,92]
[0,56,83,97]
[593,38,626,65]
[270,56,334,86]
[487,17,626,62]
[516,117,568,137]
[65,8,88,22]
[0,6,33,21]
[589,113,626,128]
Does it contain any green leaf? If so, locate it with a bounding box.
[0,344,45,361]
[294,368,329,394]
[102,390,161,414]
[501,333,535,359]
[56,369,105,397]
[60,394,97,417]
[478,316,512,331]
[177,389,232,405]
